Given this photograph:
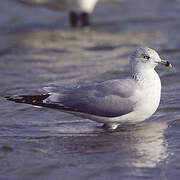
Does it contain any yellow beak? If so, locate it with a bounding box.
[159,60,172,68]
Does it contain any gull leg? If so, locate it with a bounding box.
[81,12,90,27]
[102,123,119,130]
[69,11,79,27]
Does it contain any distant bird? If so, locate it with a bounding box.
[14,0,99,27]
[6,47,172,130]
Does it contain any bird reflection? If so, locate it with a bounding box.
[111,122,169,168]
[57,122,169,169]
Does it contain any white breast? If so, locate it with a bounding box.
[135,69,161,119]
[73,0,98,12]
[53,0,98,12]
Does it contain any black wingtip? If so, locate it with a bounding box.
[5,94,75,112]
[5,94,50,105]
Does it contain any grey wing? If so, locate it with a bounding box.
[43,79,138,117]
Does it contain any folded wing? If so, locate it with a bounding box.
[44,79,138,117]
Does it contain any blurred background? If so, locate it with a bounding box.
[0,0,180,179]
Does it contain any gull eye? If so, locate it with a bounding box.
[143,55,150,60]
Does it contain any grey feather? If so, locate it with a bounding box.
[43,79,138,117]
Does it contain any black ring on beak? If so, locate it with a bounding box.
[165,61,171,67]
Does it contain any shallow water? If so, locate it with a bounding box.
[1,0,180,179]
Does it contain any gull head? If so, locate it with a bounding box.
[130,47,172,72]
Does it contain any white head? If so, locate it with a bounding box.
[130,47,171,73]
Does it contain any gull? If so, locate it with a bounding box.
[14,0,99,27]
[6,47,172,130]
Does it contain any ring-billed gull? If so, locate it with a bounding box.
[6,47,172,129]
[14,0,98,27]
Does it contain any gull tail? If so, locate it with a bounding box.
[5,94,49,105]
[5,94,74,111]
